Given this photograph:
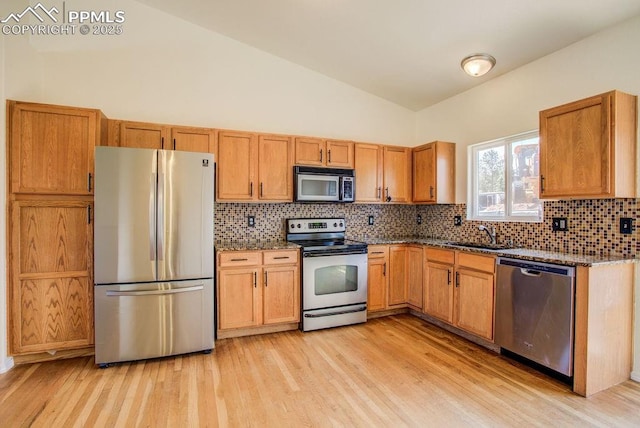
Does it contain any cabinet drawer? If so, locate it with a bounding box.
[456,251,495,273]
[425,247,455,265]
[368,245,389,258]
[218,251,261,267]
[263,250,298,265]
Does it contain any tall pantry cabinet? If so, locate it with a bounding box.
[6,101,106,356]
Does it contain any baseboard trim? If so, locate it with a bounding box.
[631,371,640,382]
[0,356,15,373]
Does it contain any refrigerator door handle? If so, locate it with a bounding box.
[105,285,204,297]
[149,173,157,261]
[157,172,165,260]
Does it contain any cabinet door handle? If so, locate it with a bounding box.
[260,182,263,197]
[87,173,93,192]
[540,175,545,193]
[328,149,331,163]
[161,137,165,149]
[173,138,176,151]
[385,187,391,202]
[273,256,289,260]
[430,186,434,199]
[250,182,253,197]
[264,271,268,287]
[377,187,381,199]
[320,149,323,162]
[383,263,386,276]
[87,205,91,224]
[371,251,384,255]
[253,272,257,288]
[447,269,451,285]
[230,258,248,262]
[455,271,460,287]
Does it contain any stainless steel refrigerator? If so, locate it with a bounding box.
[94,147,214,366]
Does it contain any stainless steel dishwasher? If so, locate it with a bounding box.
[495,258,575,377]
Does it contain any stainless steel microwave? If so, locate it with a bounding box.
[294,166,355,202]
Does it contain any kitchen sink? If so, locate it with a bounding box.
[444,241,512,251]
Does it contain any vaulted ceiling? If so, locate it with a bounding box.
[136,0,640,110]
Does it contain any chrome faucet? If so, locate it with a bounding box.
[478,225,497,245]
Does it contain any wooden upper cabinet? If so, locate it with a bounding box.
[119,121,168,150]
[325,139,354,168]
[539,90,637,199]
[9,101,104,195]
[171,126,215,153]
[295,137,354,168]
[413,141,455,204]
[10,200,94,353]
[383,146,412,203]
[258,134,293,201]
[217,130,293,202]
[216,130,257,201]
[355,143,383,202]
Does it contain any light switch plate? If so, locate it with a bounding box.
[620,217,633,234]
[368,215,374,225]
[248,216,255,227]
[552,217,568,231]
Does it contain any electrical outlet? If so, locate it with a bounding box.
[368,215,374,225]
[453,215,462,226]
[620,217,633,234]
[417,214,422,225]
[552,217,568,231]
[248,215,255,227]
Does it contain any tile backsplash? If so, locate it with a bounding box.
[216,198,638,258]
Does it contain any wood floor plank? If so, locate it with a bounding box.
[1,314,640,427]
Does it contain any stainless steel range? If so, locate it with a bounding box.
[286,218,368,332]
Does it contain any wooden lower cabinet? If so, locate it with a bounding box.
[424,247,495,341]
[367,246,389,312]
[406,246,424,309]
[217,249,299,336]
[388,246,407,306]
[9,200,94,354]
[424,261,454,323]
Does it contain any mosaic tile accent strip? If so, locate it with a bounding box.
[216,198,638,258]
[215,203,418,242]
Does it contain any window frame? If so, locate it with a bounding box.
[467,130,542,223]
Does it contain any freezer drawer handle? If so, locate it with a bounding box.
[105,285,204,297]
[304,306,367,318]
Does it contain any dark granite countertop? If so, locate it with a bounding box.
[352,236,636,267]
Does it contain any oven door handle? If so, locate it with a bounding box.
[304,306,367,318]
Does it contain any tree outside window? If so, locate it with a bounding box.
[468,131,542,222]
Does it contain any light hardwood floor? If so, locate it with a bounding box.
[1,314,639,427]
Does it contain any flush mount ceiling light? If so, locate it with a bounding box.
[461,53,496,77]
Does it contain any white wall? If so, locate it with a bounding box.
[34,0,414,145]
[415,14,640,203]
[415,14,640,381]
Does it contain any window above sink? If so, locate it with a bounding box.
[467,130,543,222]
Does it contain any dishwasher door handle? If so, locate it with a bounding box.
[520,268,542,277]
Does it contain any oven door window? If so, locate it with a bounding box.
[315,265,358,295]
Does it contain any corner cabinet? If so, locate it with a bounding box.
[216,130,293,202]
[539,90,637,199]
[217,249,300,338]
[423,247,495,341]
[7,100,105,356]
[412,141,455,204]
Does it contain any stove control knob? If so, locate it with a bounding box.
[297,224,301,228]
[339,222,343,227]
[333,222,337,227]
[290,223,294,229]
